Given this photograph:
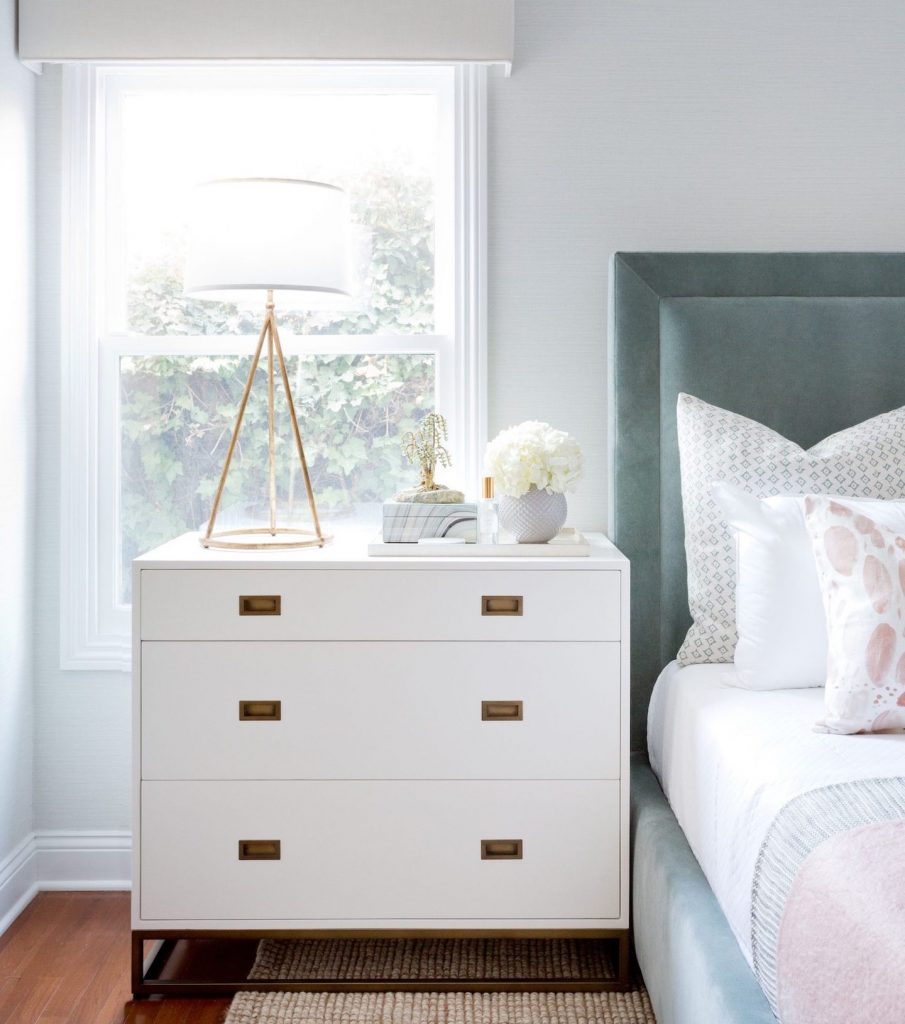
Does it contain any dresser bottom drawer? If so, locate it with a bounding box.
[140,780,620,922]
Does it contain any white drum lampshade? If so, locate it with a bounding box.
[183,177,354,551]
[184,177,353,308]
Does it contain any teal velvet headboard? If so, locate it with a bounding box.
[610,252,905,752]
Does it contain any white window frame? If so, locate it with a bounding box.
[60,62,487,671]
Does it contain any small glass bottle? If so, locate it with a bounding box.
[478,476,499,544]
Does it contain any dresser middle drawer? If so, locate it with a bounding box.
[141,641,620,781]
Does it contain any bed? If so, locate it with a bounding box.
[610,252,905,1024]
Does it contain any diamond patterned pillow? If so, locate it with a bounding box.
[676,394,905,666]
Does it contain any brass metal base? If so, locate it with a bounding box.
[131,929,633,999]
[201,291,328,550]
[200,527,332,551]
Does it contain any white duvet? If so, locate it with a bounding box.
[647,661,905,968]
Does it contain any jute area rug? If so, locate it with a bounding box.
[224,939,655,1024]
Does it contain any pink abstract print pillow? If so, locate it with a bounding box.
[805,496,905,734]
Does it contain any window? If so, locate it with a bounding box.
[61,64,486,669]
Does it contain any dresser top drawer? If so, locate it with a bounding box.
[140,568,621,642]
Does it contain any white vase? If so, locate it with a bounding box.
[499,487,567,543]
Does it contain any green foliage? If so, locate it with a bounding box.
[119,168,437,599]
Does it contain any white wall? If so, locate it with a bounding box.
[0,0,36,913]
[489,0,905,530]
[32,0,905,837]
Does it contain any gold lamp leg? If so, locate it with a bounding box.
[202,315,270,545]
[200,290,330,550]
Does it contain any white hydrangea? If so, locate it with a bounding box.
[484,421,583,498]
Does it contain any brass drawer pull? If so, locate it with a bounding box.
[481,839,523,860]
[239,595,281,616]
[239,700,282,721]
[481,595,523,616]
[238,839,281,861]
[481,700,523,721]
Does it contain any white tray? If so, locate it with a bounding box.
[367,528,590,557]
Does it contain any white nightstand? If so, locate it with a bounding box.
[131,532,630,995]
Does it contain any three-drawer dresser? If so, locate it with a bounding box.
[132,532,630,995]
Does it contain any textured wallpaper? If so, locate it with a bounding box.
[489,0,905,532]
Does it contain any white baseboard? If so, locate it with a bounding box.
[0,830,131,936]
[34,830,132,891]
[0,833,39,936]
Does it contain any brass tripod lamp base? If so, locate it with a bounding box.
[200,291,330,552]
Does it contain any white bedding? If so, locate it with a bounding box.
[647,661,905,968]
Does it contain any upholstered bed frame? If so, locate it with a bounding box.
[611,252,905,1024]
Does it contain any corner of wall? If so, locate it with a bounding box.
[0,0,38,932]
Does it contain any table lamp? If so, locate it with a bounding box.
[184,177,352,550]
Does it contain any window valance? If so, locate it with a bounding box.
[18,0,513,69]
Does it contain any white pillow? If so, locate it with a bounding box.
[676,394,905,666]
[713,483,905,690]
[804,496,905,734]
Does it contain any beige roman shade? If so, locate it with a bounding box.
[18,0,514,68]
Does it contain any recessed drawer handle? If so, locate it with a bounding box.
[481,839,523,860]
[239,700,282,721]
[238,839,281,861]
[481,700,523,721]
[239,595,281,616]
[481,595,523,616]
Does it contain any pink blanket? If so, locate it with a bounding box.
[776,819,905,1024]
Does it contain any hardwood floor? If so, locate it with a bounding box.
[0,892,231,1024]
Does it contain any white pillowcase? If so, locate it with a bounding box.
[804,496,905,734]
[676,394,905,666]
[713,484,905,690]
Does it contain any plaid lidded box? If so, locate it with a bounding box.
[382,501,478,543]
